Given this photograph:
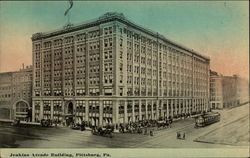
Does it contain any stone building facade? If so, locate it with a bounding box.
[210,70,249,109]
[0,65,32,120]
[0,72,13,119]
[222,75,240,108]
[31,12,210,126]
[209,70,223,109]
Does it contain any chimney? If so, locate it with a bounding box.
[22,63,24,69]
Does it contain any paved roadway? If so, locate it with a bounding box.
[0,104,249,148]
[133,103,249,148]
[195,103,249,146]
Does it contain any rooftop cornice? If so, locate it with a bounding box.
[31,12,210,61]
[31,12,124,41]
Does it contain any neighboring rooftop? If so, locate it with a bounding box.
[0,65,32,75]
[32,12,210,61]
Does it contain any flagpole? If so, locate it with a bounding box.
[64,0,73,28]
[67,11,70,25]
[66,1,70,25]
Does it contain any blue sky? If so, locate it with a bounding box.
[0,1,249,79]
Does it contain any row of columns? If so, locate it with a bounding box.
[116,98,208,124]
[32,98,209,125]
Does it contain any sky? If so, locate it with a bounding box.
[0,1,249,79]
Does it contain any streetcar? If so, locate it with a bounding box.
[195,112,220,128]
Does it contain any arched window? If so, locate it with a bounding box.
[16,101,28,113]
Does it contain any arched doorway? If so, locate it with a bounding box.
[65,102,74,126]
[68,102,73,114]
[14,100,31,121]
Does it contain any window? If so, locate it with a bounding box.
[103,100,113,114]
[120,38,123,47]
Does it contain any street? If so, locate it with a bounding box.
[0,103,249,148]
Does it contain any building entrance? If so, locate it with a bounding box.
[66,116,74,126]
[65,102,74,126]
[15,100,31,121]
[68,102,73,114]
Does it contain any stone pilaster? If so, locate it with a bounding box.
[156,100,159,119]
[112,100,119,125]
[145,100,148,119]
[50,101,54,120]
[132,100,135,122]
[40,100,44,120]
[85,38,89,95]
[85,100,89,122]
[124,100,128,123]
[139,100,142,120]
[166,99,169,118]
[99,101,103,126]
[32,100,35,122]
[170,99,174,117]
[151,100,154,119]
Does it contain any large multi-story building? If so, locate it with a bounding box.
[31,12,210,127]
[210,70,249,109]
[0,65,33,120]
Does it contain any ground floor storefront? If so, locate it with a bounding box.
[0,99,32,121]
[32,97,209,127]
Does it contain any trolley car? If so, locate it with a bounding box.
[195,112,220,128]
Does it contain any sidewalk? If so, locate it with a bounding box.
[0,119,40,126]
[0,119,13,123]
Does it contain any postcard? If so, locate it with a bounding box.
[0,1,249,158]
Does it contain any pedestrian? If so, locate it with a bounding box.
[183,132,185,140]
[176,132,180,139]
[150,130,154,136]
[144,128,148,135]
[54,120,57,127]
[80,121,85,131]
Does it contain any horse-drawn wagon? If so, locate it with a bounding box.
[91,126,114,138]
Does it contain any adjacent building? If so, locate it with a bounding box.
[0,72,13,119]
[210,70,249,109]
[0,65,33,120]
[222,75,240,108]
[31,12,210,126]
[237,77,249,104]
[209,70,223,109]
